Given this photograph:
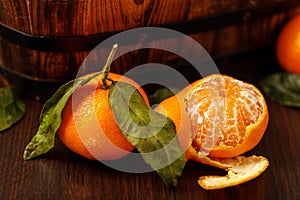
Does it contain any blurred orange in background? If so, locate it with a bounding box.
[276,14,300,75]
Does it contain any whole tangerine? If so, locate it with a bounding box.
[58,72,149,160]
[276,14,300,75]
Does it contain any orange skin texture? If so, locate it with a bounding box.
[155,74,269,161]
[276,14,300,75]
[58,72,149,160]
[154,85,192,161]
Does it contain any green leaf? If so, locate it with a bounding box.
[0,87,25,132]
[260,72,300,108]
[23,72,101,160]
[148,87,179,106]
[109,81,186,187]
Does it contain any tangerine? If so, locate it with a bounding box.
[58,72,149,160]
[155,74,269,160]
[276,14,300,75]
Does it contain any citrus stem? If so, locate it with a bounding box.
[101,44,118,89]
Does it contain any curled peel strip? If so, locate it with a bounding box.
[198,155,269,190]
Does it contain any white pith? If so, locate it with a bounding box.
[185,76,263,153]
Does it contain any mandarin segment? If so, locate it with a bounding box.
[184,74,268,158]
[155,74,268,159]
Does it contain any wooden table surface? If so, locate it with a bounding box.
[0,46,299,200]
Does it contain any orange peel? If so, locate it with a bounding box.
[198,155,269,190]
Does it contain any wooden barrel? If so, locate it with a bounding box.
[0,0,300,99]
